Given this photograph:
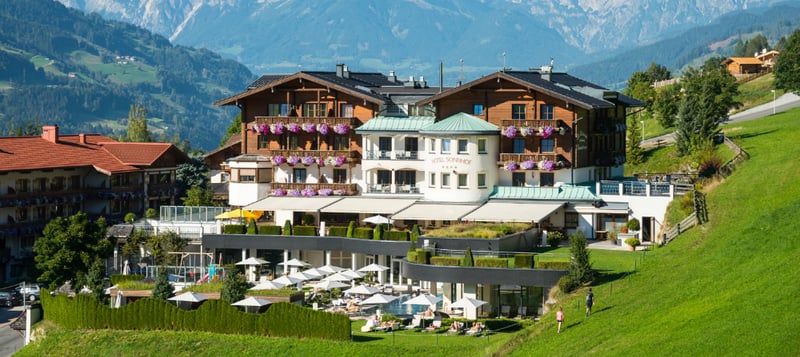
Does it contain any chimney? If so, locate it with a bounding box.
[79,133,86,144]
[418,76,427,88]
[405,76,415,87]
[42,125,59,143]
[342,65,350,79]
[387,70,396,83]
[541,65,552,81]
[336,63,345,78]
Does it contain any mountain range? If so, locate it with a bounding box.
[57,0,795,86]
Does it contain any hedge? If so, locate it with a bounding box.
[475,257,509,268]
[223,224,245,234]
[110,274,145,285]
[383,230,409,241]
[414,249,431,264]
[40,290,351,341]
[352,228,373,239]
[293,226,317,236]
[430,256,462,266]
[258,225,282,235]
[407,250,418,263]
[537,261,570,270]
[328,226,348,237]
[513,254,535,269]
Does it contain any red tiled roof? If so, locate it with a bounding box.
[0,133,177,175]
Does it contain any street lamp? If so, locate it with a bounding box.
[771,89,776,115]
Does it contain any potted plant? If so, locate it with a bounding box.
[624,237,641,251]
[626,218,640,232]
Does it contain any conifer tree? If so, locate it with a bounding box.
[569,231,594,285]
[221,272,247,303]
[86,259,108,305]
[151,268,173,300]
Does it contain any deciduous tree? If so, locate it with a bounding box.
[775,30,800,93]
[34,213,112,288]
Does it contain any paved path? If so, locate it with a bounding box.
[0,306,25,357]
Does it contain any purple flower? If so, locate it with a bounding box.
[333,123,349,135]
[301,156,316,166]
[258,124,269,135]
[302,123,316,133]
[334,155,347,167]
[288,189,301,197]
[317,123,329,135]
[287,122,301,133]
[272,188,287,196]
[542,159,555,172]
[317,157,325,167]
[504,125,518,138]
[521,127,536,136]
[520,160,535,170]
[541,125,554,139]
[318,188,333,196]
[287,156,300,166]
[301,187,317,197]
[505,161,518,172]
[272,155,286,165]
[271,122,285,135]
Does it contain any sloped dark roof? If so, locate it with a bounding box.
[247,75,290,90]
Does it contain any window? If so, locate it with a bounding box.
[34,178,47,192]
[442,173,451,187]
[70,175,81,189]
[473,104,484,115]
[379,137,392,152]
[258,135,269,149]
[428,138,436,153]
[287,135,298,150]
[512,104,526,120]
[302,103,327,117]
[333,169,347,183]
[478,139,487,154]
[512,172,526,187]
[293,168,307,183]
[540,172,555,187]
[395,170,416,185]
[15,179,29,193]
[268,103,288,116]
[404,137,418,157]
[477,173,487,188]
[377,170,391,185]
[52,176,66,191]
[541,138,555,152]
[340,104,354,118]
[16,207,28,222]
[539,104,554,120]
[429,172,436,187]
[333,136,348,150]
[457,139,468,154]
[238,169,256,182]
[565,212,579,228]
[457,174,468,188]
[513,138,525,154]
[441,139,451,153]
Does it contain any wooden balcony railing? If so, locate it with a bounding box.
[252,116,358,127]
[500,119,569,129]
[497,153,571,170]
[271,182,359,196]
[268,149,358,159]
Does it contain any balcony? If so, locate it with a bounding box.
[271,182,359,196]
[365,183,420,194]
[500,119,569,129]
[252,116,357,127]
[363,150,419,161]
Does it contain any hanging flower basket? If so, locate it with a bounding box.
[272,188,287,196]
[301,187,317,197]
[504,125,518,138]
[318,188,333,196]
[520,160,536,170]
[272,155,286,165]
[271,122,285,135]
[302,123,316,133]
[505,161,519,172]
[333,123,349,135]
[334,155,347,167]
[541,159,555,172]
[287,156,301,166]
[541,125,555,139]
[317,123,330,135]
[317,157,325,167]
[521,126,536,136]
[287,189,302,197]
[287,122,301,133]
[301,156,316,166]
[258,124,269,135]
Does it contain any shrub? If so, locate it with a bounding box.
[293,226,317,236]
[110,274,145,285]
[411,224,421,244]
[246,219,258,234]
[538,261,570,270]
[124,212,137,223]
[145,208,158,219]
[430,256,462,266]
[346,221,356,237]
[373,224,385,240]
[625,237,641,247]
[626,217,640,231]
[569,230,595,285]
[223,224,246,234]
[475,257,509,268]
[301,214,315,225]
[282,220,292,236]
[258,225,282,235]
[353,228,373,239]
[383,230,409,241]
[558,275,577,293]
[220,272,247,303]
[547,231,565,247]
[698,155,723,178]
[463,246,474,267]
[513,254,535,268]
[407,250,418,263]
[414,249,431,264]
[328,226,348,237]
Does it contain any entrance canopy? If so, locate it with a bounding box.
[244,196,343,212]
[392,202,481,221]
[319,197,416,215]
[462,201,564,223]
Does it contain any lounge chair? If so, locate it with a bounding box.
[405,316,422,330]
[423,319,442,332]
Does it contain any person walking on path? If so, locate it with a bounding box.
[556,307,564,333]
[586,288,595,317]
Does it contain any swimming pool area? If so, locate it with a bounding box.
[372,293,443,317]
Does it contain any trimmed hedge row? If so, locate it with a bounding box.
[352,228,374,239]
[430,256,462,266]
[258,225,282,235]
[383,230,409,241]
[293,226,317,236]
[537,261,570,270]
[40,291,351,341]
[475,257,509,268]
[110,274,145,285]
[328,226,348,237]
[223,224,245,234]
[513,254,535,269]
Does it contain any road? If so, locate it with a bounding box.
[0,306,25,357]
[641,92,800,148]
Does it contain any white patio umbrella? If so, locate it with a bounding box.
[403,293,442,307]
[288,270,317,281]
[344,285,381,296]
[235,257,269,266]
[363,215,393,225]
[251,280,286,290]
[449,297,488,309]
[323,272,354,282]
[360,293,399,305]
[168,292,208,309]
[273,275,303,286]
[357,263,390,273]
[312,280,350,290]
[340,270,365,279]
[317,264,345,275]
[231,296,273,313]
[277,258,311,268]
[303,268,327,278]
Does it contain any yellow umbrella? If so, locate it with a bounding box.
[214,209,263,221]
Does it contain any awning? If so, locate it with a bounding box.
[244,196,343,212]
[319,197,417,214]
[462,201,565,223]
[392,202,482,221]
[571,202,630,214]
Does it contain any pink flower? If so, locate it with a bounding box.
[318,188,333,196]
[520,160,535,170]
[302,123,316,133]
[301,156,316,166]
[287,122,301,133]
[272,188,287,196]
[272,155,286,165]
[505,161,518,171]
[521,127,536,136]
[504,126,518,138]
[317,123,329,135]
[317,157,325,167]
[271,122,285,135]
[301,188,317,196]
[334,155,347,167]
[258,124,269,134]
[287,156,300,166]
[333,123,349,135]
[541,159,555,172]
[541,125,554,139]
[288,189,301,197]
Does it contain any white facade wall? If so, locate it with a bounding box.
[422,135,498,202]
